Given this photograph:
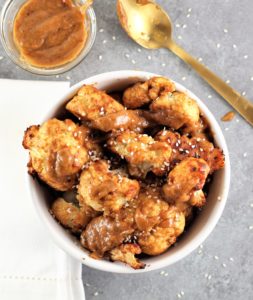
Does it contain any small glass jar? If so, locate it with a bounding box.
[0,0,96,75]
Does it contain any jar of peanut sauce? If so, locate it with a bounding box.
[0,0,96,75]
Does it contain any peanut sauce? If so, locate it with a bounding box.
[221,111,235,122]
[13,0,88,68]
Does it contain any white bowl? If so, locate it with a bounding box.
[27,70,230,273]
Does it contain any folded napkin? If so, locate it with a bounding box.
[0,79,85,300]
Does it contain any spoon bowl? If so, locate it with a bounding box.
[117,0,172,49]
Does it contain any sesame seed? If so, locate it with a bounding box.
[225,127,229,131]
[188,8,192,12]
[66,76,71,80]
[233,44,237,49]
[244,55,248,59]
[55,75,60,78]
[176,24,180,28]
[242,91,246,96]
[182,76,186,81]
[224,28,228,33]
[99,28,104,33]
[243,152,248,158]
[181,291,185,296]
[199,244,203,249]
[0,56,3,60]
[125,53,130,58]
[208,275,212,280]
[222,263,227,268]
[208,95,212,99]
[198,57,203,62]
[177,294,182,299]
[229,257,234,262]
[164,272,168,277]
[236,118,240,123]
[112,36,116,40]
[217,196,222,201]
[214,255,219,260]
[204,273,208,278]
[85,283,90,286]
[249,225,253,230]
[217,43,221,48]
[99,55,103,60]
[250,203,253,208]
[178,35,182,40]
[198,249,202,254]
[102,40,107,44]
[160,270,165,275]
[137,48,142,52]
[226,79,230,84]
[94,292,99,296]
[162,63,166,67]
[182,24,187,29]
[186,14,190,18]
[147,55,152,60]
[131,59,136,64]
[251,76,253,81]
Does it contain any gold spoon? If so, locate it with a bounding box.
[117,0,253,126]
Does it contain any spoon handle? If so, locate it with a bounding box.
[167,41,253,126]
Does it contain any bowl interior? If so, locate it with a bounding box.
[0,0,96,75]
[29,71,230,273]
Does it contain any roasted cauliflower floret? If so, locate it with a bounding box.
[66,85,124,122]
[189,190,206,207]
[175,201,193,220]
[135,188,168,232]
[149,92,200,130]
[81,215,134,257]
[110,244,145,269]
[123,77,175,109]
[22,118,89,191]
[51,197,97,233]
[135,190,185,255]
[156,129,224,173]
[78,160,140,213]
[91,110,149,132]
[108,131,172,177]
[163,157,210,206]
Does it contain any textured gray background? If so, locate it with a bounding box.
[1,0,253,299]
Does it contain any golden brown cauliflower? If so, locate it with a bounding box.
[91,109,149,132]
[123,77,175,109]
[134,188,168,232]
[135,189,185,255]
[51,197,97,233]
[189,190,206,207]
[108,131,172,177]
[175,201,193,220]
[163,157,210,206]
[81,215,134,257]
[155,129,224,173]
[110,244,145,269]
[149,92,200,130]
[77,160,140,214]
[22,118,89,191]
[66,85,124,122]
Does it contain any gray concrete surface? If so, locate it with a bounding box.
[1,0,253,299]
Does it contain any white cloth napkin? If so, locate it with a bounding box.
[0,79,85,300]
